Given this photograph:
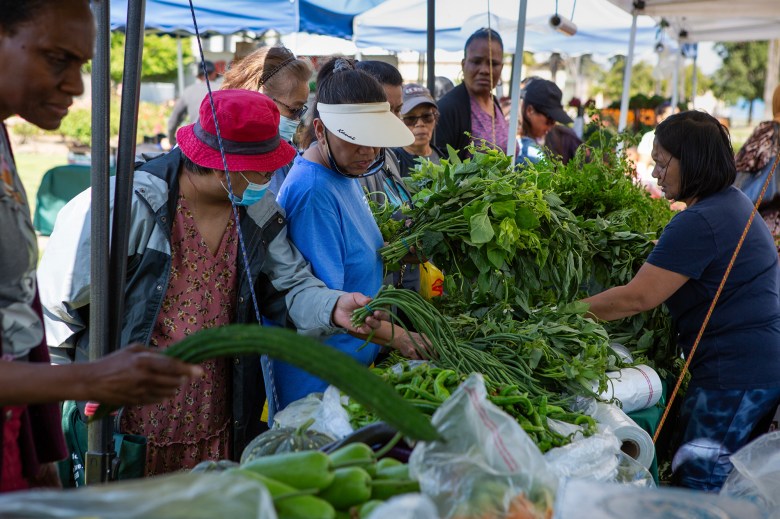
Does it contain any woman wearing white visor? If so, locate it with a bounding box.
[275,58,421,410]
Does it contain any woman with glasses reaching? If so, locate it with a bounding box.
[275,58,426,411]
[393,84,445,176]
[221,45,312,193]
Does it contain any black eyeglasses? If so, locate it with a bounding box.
[402,112,438,127]
[272,97,309,121]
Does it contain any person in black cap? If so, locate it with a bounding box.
[167,59,219,147]
[518,78,573,165]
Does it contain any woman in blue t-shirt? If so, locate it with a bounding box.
[584,111,780,492]
[275,58,424,411]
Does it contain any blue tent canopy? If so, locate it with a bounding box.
[299,0,386,38]
[110,0,384,37]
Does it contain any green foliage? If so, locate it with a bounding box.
[375,132,679,375]
[712,41,768,123]
[683,63,712,98]
[56,97,170,146]
[85,32,192,83]
[8,121,43,144]
[594,56,658,103]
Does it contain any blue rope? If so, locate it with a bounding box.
[187,1,279,412]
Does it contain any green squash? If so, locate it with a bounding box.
[240,418,334,464]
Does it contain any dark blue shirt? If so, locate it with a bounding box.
[647,187,780,389]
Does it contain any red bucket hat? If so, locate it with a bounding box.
[176,89,296,172]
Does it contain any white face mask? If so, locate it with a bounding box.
[278,115,300,142]
[222,173,271,206]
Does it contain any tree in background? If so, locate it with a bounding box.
[594,55,656,103]
[683,63,712,100]
[86,32,192,83]
[712,41,768,126]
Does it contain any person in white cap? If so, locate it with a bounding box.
[276,58,422,411]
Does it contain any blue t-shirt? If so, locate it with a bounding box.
[518,136,544,165]
[274,156,383,407]
[647,186,780,389]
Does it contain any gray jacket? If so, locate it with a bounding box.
[167,80,209,145]
[38,148,344,456]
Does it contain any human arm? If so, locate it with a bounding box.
[582,262,689,321]
[433,86,468,157]
[329,292,426,359]
[0,345,202,406]
[167,96,188,145]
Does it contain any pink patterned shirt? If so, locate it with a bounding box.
[469,95,509,153]
[121,195,238,476]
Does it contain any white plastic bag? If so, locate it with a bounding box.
[721,430,780,518]
[272,387,354,439]
[544,429,655,488]
[409,373,556,519]
[0,471,276,518]
[366,494,439,519]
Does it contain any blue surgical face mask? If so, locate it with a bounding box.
[224,173,271,206]
[278,115,300,143]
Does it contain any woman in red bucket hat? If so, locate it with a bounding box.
[39,89,401,476]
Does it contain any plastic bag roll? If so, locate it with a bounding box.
[591,402,655,469]
[593,364,662,413]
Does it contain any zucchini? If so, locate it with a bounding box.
[91,325,440,442]
[317,467,372,510]
[242,450,334,491]
[234,470,335,519]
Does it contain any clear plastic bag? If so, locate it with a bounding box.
[409,373,556,519]
[366,494,439,519]
[720,430,780,518]
[544,430,654,487]
[0,471,276,518]
[272,387,354,439]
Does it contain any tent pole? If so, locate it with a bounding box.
[177,35,185,96]
[90,0,147,484]
[671,47,681,111]
[506,0,528,165]
[617,8,639,133]
[85,0,113,485]
[691,51,698,109]
[426,0,435,95]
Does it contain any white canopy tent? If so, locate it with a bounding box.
[606,0,780,130]
[353,0,658,56]
[353,0,659,161]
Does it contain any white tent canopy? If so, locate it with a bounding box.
[606,0,780,42]
[353,0,658,56]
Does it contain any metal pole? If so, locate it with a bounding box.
[86,0,114,485]
[671,47,681,111]
[177,35,185,95]
[691,52,698,109]
[506,0,528,164]
[426,0,435,95]
[110,0,145,344]
[617,9,639,133]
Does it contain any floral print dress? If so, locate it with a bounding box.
[120,195,238,476]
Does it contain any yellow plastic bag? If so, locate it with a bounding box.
[419,261,444,300]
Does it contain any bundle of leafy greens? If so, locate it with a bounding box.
[377,136,678,376]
